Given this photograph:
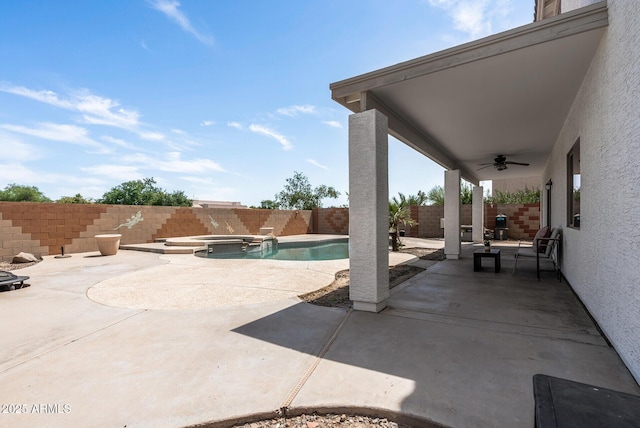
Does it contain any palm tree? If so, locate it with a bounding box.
[391,190,429,207]
[426,184,474,205]
[389,199,417,251]
[426,186,445,205]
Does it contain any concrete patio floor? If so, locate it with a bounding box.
[0,236,637,427]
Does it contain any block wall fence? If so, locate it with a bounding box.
[409,203,540,239]
[0,203,538,260]
[314,205,540,238]
[405,203,540,239]
[0,202,313,261]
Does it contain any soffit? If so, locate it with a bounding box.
[331,2,608,184]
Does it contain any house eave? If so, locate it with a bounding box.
[330,2,608,184]
[331,1,608,105]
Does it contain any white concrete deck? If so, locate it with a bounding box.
[0,236,637,428]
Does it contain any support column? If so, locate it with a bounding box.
[348,109,389,312]
[444,170,461,259]
[472,185,484,243]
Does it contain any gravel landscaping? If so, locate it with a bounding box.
[230,413,412,428]
[299,248,444,308]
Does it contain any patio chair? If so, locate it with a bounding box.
[513,228,561,281]
[0,270,30,290]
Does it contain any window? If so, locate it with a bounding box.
[567,139,580,228]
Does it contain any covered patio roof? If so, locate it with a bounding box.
[330,2,608,185]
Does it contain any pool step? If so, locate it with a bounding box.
[120,243,198,254]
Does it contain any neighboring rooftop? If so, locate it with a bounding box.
[192,200,248,209]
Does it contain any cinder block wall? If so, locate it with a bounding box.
[412,203,540,239]
[0,202,313,260]
[313,208,349,234]
[0,202,540,259]
[312,204,540,239]
[416,205,444,238]
[486,203,540,239]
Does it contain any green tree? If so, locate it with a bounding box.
[0,183,51,202]
[275,171,339,210]
[426,186,445,206]
[392,191,429,207]
[98,178,192,206]
[425,184,474,205]
[257,199,278,209]
[56,194,92,204]
[460,182,474,204]
[484,186,540,204]
[157,189,192,207]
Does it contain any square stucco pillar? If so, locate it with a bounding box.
[444,170,461,259]
[348,109,389,312]
[472,185,484,243]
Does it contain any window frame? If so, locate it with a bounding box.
[567,139,581,229]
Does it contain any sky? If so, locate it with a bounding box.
[0,1,534,207]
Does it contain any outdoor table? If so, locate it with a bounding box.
[473,249,501,273]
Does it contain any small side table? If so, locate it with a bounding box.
[474,249,501,273]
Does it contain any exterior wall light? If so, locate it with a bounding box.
[545,179,553,190]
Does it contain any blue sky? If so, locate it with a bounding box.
[0,1,533,207]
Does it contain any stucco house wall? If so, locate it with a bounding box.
[544,0,640,382]
[562,0,603,13]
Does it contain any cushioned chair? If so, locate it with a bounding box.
[513,228,561,281]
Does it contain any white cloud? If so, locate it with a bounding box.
[0,163,100,192]
[306,158,328,170]
[0,86,64,106]
[79,164,143,182]
[0,84,201,152]
[427,0,511,39]
[179,178,238,200]
[101,135,142,152]
[277,105,317,117]
[227,121,243,129]
[75,92,140,129]
[323,120,343,129]
[0,85,141,131]
[200,120,214,127]
[101,136,128,147]
[138,131,166,141]
[179,176,220,185]
[123,151,226,174]
[147,0,214,46]
[0,133,41,161]
[248,124,293,151]
[0,163,33,184]
[0,122,104,149]
[162,151,225,173]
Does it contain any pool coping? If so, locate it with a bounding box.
[120,234,348,254]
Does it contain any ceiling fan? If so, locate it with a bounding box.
[477,155,530,171]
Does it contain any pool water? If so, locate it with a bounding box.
[197,239,349,261]
[266,241,349,261]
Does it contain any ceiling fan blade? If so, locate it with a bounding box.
[504,161,530,166]
[476,164,493,171]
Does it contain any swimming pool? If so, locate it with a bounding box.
[195,238,349,261]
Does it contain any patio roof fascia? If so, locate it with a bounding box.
[330,1,608,103]
[330,2,608,184]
